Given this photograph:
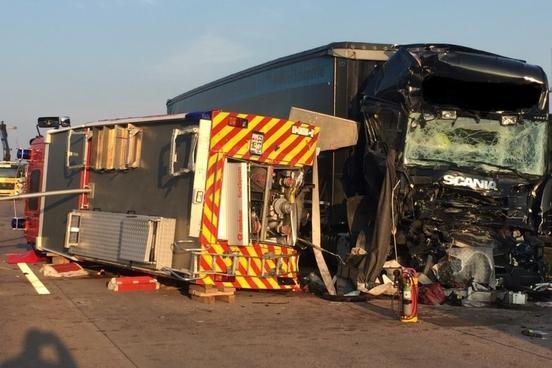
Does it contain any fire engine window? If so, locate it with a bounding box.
[169,127,198,176]
[66,130,87,169]
[28,169,40,211]
[173,136,194,172]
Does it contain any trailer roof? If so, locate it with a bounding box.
[167,41,396,107]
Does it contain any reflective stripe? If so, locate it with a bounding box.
[18,263,50,295]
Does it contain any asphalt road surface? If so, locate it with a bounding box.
[0,201,551,368]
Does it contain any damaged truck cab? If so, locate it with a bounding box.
[360,44,550,288]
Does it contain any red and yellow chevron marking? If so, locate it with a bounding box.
[196,243,299,290]
[199,152,225,245]
[196,111,319,290]
[210,111,319,166]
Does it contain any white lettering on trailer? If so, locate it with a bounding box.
[442,174,497,191]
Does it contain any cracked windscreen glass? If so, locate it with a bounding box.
[404,113,547,176]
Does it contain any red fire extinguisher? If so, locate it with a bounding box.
[394,268,419,323]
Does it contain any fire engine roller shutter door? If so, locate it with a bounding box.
[217,161,249,246]
[119,217,155,263]
[67,210,176,269]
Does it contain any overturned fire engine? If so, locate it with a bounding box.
[167,42,551,294]
[15,111,321,290]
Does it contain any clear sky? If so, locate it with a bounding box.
[0,0,551,148]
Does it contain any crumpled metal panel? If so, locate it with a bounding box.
[361,44,549,114]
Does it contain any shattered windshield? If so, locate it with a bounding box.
[404,113,547,176]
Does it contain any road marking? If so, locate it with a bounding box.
[17,262,50,295]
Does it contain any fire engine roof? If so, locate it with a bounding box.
[48,112,202,134]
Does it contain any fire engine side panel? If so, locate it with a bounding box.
[39,120,198,269]
[86,121,195,269]
[24,136,45,245]
[40,132,84,252]
[86,123,193,219]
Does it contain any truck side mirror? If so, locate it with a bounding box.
[37,116,71,129]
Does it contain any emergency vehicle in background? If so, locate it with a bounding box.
[0,121,26,197]
[0,162,25,196]
[19,111,319,290]
[22,134,45,243]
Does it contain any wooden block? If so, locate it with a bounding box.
[51,256,71,265]
[191,294,215,304]
[190,289,223,297]
[190,288,234,297]
[189,284,218,294]
[217,294,236,304]
[218,286,236,293]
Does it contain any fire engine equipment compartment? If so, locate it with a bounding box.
[31,111,318,290]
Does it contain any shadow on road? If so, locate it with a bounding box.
[0,328,77,368]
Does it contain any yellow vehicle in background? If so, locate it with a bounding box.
[0,161,25,196]
[0,121,25,196]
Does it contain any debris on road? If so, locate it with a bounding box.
[6,249,47,264]
[521,329,548,339]
[433,246,496,289]
[40,262,88,278]
[107,276,160,292]
[500,291,528,306]
[419,283,446,305]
